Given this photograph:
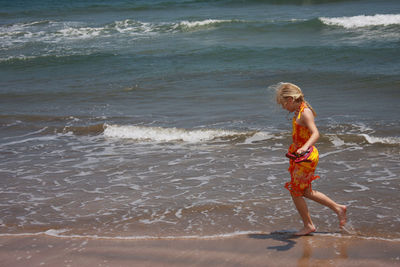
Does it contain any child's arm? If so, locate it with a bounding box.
[297,108,319,155]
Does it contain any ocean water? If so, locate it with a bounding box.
[0,0,399,241]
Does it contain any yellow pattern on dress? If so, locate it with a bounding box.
[285,102,320,196]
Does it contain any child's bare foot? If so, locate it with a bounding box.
[338,205,347,228]
[294,225,316,236]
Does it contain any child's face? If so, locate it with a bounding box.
[281,97,296,112]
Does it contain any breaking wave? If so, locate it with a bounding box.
[359,134,400,145]
[3,14,400,63]
[0,19,235,45]
[103,124,261,142]
[319,14,400,29]
[2,14,399,50]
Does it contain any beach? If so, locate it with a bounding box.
[1,0,400,265]
[1,233,400,266]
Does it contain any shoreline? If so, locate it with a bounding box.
[1,232,399,266]
[1,229,400,242]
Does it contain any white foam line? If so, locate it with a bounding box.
[0,230,399,242]
[241,131,275,144]
[316,232,400,242]
[0,230,261,241]
[319,149,347,158]
[359,134,400,145]
[177,19,231,28]
[320,14,400,29]
[2,127,48,140]
[0,136,57,148]
[319,146,364,158]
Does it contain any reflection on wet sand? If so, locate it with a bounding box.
[297,234,349,266]
[249,231,350,265]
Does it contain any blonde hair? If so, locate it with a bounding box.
[275,82,316,116]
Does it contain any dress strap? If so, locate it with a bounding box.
[296,102,307,120]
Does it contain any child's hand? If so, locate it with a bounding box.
[296,147,308,156]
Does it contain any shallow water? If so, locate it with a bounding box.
[0,0,399,241]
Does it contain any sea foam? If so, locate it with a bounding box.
[320,14,400,29]
[1,229,400,242]
[0,18,233,45]
[359,134,400,145]
[103,124,253,142]
[175,19,233,31]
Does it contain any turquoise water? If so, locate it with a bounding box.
[0,0,399,240]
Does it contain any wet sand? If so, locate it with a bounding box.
[1,232,399,266]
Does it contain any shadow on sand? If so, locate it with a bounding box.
[248,230,338,252]
[248,230,300,251]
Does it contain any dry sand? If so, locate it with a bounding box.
[1,232,399,267]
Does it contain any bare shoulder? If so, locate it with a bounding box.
[302,107,315,120]
[300,107,316,126]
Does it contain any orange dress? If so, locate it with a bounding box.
[285,102,320,196]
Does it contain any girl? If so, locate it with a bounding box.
[275,82,347,236]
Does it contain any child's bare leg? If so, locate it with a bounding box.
[303,188,347,227]
[291,193,316,235]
